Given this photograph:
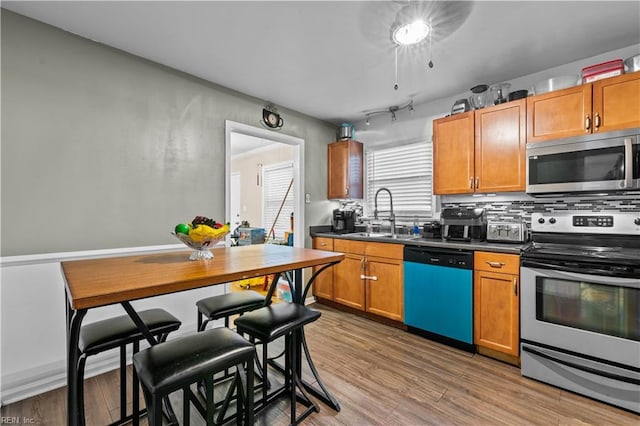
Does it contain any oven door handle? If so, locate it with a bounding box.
[522,345,640,385]
[521,260,639,282]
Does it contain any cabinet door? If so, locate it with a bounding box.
[475,100,526,192]
[365,256,403,321]
[333,253,365,310]
[593,73,640,133]
[474,270,519,356]
[312,237,334,300]
[527,84,593,143]
[433,111,475,194]
[327,140,363,199]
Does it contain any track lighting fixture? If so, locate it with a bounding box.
[364,99,414,124]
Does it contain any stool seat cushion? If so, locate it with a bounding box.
[79,308,181,354]
[234,303,321,342]
[133,328,254,394]
[197,291,265,319]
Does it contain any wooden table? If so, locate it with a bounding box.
[62,244,344,426]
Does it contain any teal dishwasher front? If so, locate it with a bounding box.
[403,246,474,351]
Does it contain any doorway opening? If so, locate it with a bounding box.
[225,120,304,248]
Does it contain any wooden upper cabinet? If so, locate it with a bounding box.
[593,72,640,133]
[327,140,363,199]
[527,73,640,143]
[433,111,475,194]
[433,103,525,195]
[526,84,592,143]
[475,99,526,192]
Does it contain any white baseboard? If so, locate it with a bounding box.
[0,321,205,406]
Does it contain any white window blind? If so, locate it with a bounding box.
[366,141,433,218]
[262,162,294,239]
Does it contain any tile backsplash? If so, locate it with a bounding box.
[442,194,640,225]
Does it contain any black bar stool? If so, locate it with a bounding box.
[196,290,265,331]
[234,302,321,425]
[133,327,255,426]
[76,308,181,426]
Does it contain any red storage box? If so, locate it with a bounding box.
[582,59,624,83]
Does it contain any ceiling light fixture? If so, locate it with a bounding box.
[364,99,414,124]
[392,19,430,46]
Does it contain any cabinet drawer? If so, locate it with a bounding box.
[313,237,334,251]
[334,239,366,255]
[474,251,520,275]
[365,242,403,259]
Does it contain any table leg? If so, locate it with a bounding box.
[66,299,86,426]
[297,263,342,412]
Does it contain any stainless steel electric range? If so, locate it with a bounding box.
[520,211,640,413]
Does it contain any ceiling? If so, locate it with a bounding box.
[3,1,640,125]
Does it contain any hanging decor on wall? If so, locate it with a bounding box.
[261,102,284,130]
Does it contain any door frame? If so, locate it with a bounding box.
[225,120,305,247]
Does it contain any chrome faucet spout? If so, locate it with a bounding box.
[374,187,395,236]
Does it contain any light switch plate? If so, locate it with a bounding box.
[305,193,311,204]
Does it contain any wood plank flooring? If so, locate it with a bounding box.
[2,303,637,425]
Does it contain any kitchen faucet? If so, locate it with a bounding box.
[374,187,396,237]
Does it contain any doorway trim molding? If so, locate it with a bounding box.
[225,120,305,247]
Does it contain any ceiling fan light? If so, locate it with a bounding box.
[392,19,429,46]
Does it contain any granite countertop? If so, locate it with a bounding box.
[310,225,526,254]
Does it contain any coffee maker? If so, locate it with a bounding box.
[332,209,356,234]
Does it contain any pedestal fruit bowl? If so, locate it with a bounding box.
[172,216,230,260]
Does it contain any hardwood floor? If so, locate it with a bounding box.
[2,303,637,425]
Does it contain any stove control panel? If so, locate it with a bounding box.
[531,211,640,235]
[573,215,614,227]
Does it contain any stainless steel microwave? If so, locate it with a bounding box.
[526,128,640,194]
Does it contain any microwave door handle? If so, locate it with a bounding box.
[624,137,633,188]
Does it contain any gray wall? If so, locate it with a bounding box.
[1,10,336,256]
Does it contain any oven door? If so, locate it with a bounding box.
[526,134,639,194]
[521,264,640,368]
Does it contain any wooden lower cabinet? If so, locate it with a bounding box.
[365,255,403,321]
[473,251,520,362]
[312,237,334,300]
[333,252,366,310]
[317,237,403,322]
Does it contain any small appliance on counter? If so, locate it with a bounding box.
[332,209,356,234]
[486,221,528,243]
[421,221,442,240]
[441,208,487,242]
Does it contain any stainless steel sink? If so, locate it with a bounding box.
[349,232,420,241]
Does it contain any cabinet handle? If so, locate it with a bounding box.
[513,277,518,296]
[475,177,479,190]
[360,275,378,281]
[469,177,474,189]
[320,242,327,247]
[585,114,591,132]
[486,261,505,268]
[594,112,601,131]
[360,256,365,278]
